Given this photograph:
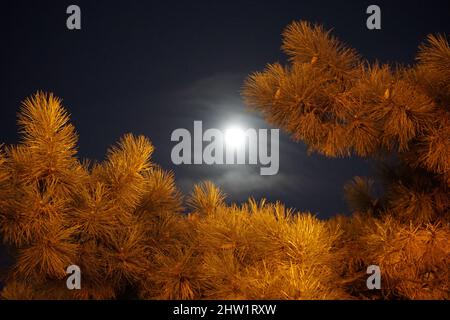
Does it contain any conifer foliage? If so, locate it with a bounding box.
[0,21,449,300]
[244,21,449,299]
[0,92,184,299]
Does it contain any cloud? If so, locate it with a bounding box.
[164,73,309,196]
[159,72,371,217]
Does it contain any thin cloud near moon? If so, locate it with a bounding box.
[157,72,371,217]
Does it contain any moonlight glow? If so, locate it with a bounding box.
[225,126,246,149]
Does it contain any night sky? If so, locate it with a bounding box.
[1,0,449,218]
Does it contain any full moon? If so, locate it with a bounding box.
[225,126,246,149]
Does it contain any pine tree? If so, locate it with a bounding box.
[146,182,348,300]
[243,21,450,299]
[0,92,183,299]
[1,22,448,300]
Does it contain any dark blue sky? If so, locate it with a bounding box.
[1,0,449,218]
